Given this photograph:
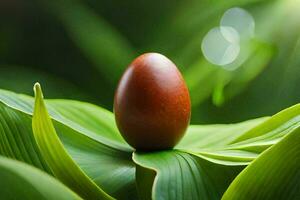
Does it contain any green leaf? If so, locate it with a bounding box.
[53,121,136,199]
[177,118,268,151]
[0,156,81,200]
[133,101,300,199]
[0,87,137,199]
[133,150,242,200]
[135,164,156,200]
[47,99,131,151]
[231,103,300,143]
[178,103,300,165]
[176,118,268,165]
[0,87,131,151]
[2,83,300,200]
[32,83,113,200]
[0,101,52,173]
[222,126,300,200]
[132,118,267,199]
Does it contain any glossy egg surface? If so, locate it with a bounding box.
[114,53,191,151]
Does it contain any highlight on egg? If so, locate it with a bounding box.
[114,53,191,151]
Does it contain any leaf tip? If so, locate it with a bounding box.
[33,82,43,99]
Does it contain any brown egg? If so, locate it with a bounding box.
[114,53,191,151]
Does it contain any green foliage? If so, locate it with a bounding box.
[1,0,300,198]
[223,126,300,199]
[0,156,81,200]
[0,84,299,199]
[32,83,113,200]
[133,151,242,200]
[0,86,136,200]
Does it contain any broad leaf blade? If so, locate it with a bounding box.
[231,103,300,143]
[178,103,300,165]
[32,83,113,200]
[177,118,268,151]
[0,156,81,200]
[133,150,242,200]
[0,88,131,151]
[54,122,137,199]
[222,126,300,200]
[0,103,51,173]
[0,87,137,199]
[47,99,131,151]
[134,100,300,200]
[176,118,267,165]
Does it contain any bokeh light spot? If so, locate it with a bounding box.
[201,27,240,66]
[221,7,255,39]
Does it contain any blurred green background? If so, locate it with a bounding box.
[1,0,300,124]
